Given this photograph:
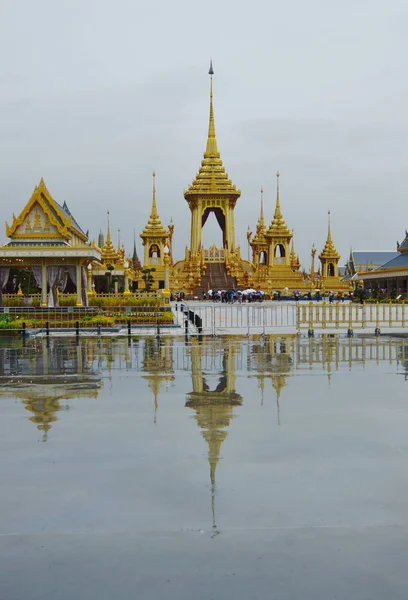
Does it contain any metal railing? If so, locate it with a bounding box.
[0,305,176,336]
[296,301,407,332]
[176,303,297,335]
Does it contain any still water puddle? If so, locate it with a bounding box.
[0,335,407,537]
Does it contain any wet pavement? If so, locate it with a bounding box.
[1,335,408,599]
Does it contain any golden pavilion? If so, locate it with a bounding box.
[0,63,347,301]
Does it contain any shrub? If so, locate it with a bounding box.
[58,294,77,307]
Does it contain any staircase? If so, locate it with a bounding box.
[192,263,237,298]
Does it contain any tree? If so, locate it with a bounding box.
[141,268,156,291]
[104,264,114,293]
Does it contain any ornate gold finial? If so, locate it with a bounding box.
[205,61,218,158]
[276,170,281,212]
[106,210,111,243]
[259,187,265,227]
[117,229,121,252]
[151,170,158,218]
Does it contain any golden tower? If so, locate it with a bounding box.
[249,188,268,265]
[265,171,293,267]
[248,172,304,292]
[184,61,241,255]
[140,172,172,289]
[100,211,123,268]
[319,211,342,290]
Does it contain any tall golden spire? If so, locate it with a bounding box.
[184,62,240,198]
[140,171,167,238]
[259,187,265,227]
[205,60,218,157]
[319,210,340,260]
[268,171,291,237]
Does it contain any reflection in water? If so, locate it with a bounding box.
[250,337,295,425]
[0,338,102,441]
[0,335,406,440]
[186,340,242,535]
[0,334,406,534]
[141,338,175,424]
[0,334,406,447]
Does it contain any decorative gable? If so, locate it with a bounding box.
[13,201,61,239]
[5,178,87,243]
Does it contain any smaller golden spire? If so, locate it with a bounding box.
[319,210,340,260]
[140,171,168,239]
[290,230,300,269]
[101,209,121,264]
[260,187,264,226]
[267,171,291,237]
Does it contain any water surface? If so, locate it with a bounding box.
[1,335,408,599]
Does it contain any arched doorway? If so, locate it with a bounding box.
[274,244,286,265]
[259,251,268,265]
[149,244,160,265]
[202,207,226,249]
[327,263,335,277]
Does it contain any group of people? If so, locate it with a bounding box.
[203,290,264,303]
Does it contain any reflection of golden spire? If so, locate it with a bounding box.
[319,210,340,260]
[149,378,160,424]
[23,396,61,442]
[272,374,287,426]
[259,376,265,405]
[184,63,241,198]
[186,342,242,533]
[267,171,291,237]
[141,338,175,424]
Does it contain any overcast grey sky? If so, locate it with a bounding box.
[1,0,407,266]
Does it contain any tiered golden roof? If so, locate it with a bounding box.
[251,188,267,246]
[184,62,241,199]
[5,177,88,242]
[267,172,291,238]
[319,211,340,260]
[141,171,168,239]
[101,211,123,266]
